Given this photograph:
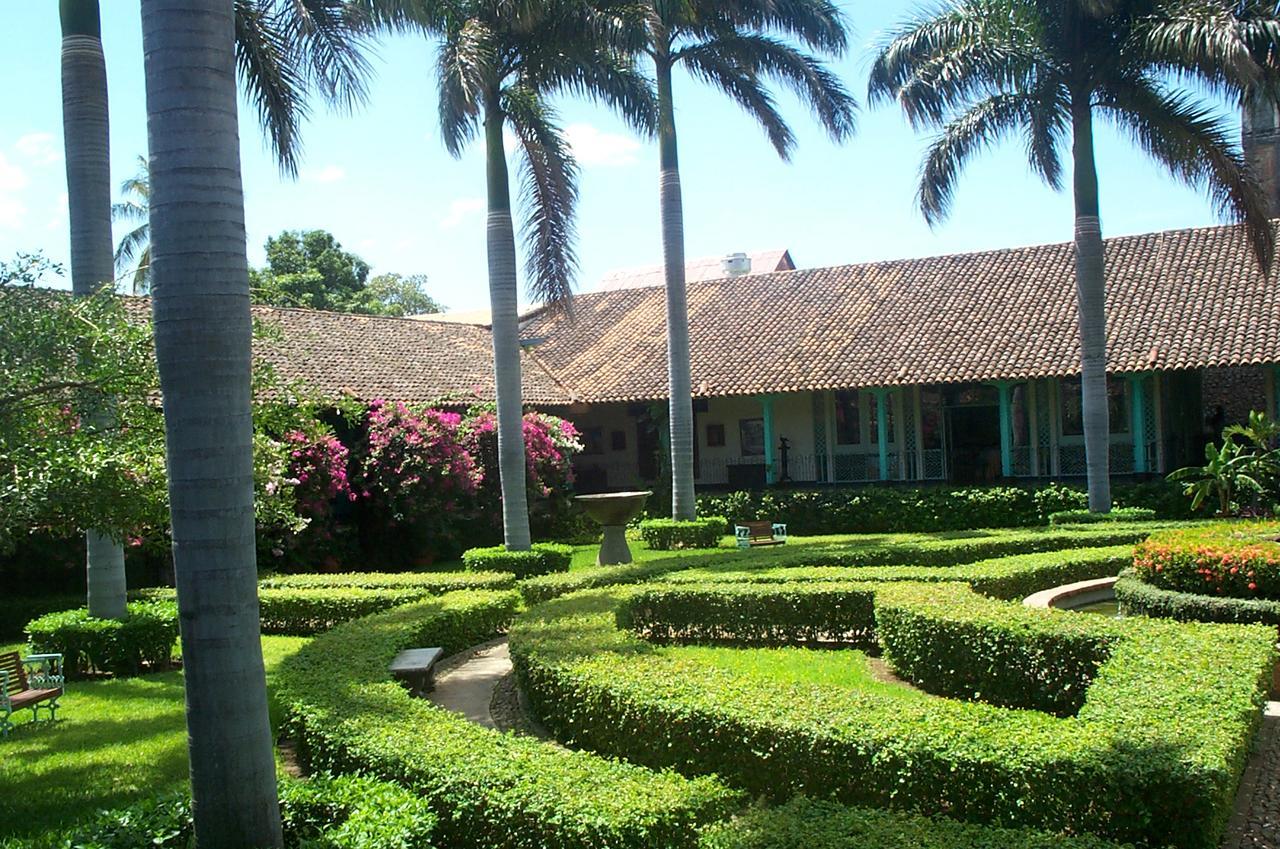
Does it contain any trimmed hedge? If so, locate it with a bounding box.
[0,595,83,639]
[1048,507,1156,525]
[1115,572,1280,626]
[699,797,1125,849]
[276,590,739,849]
[520,525,1168,604]
[24,601,178,677]
[639,517,729,550]
[1133,522,1280,599]
[258,570,516,592]
[462,543,573,579]
[35,774,437,849]
[691,481,1191,535]
[511,579,1274,849]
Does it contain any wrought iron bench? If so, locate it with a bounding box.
[1,651,64,738]
[734,521,788,549]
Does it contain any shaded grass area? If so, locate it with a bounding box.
[0,636,308,842]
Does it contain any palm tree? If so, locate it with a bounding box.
[870,0,1278,512]
[60,0,128,620]
[422,0,655,549]
[635,0,857,520]
[140,1,283,846]
[112,155,151,294]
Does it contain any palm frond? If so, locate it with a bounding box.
[715,0,850,55]
[235,0,310,175]
[525,41,658,136]
[681,32,856,141]
[436,19,494,157]
[111,199,148,225]
[1138,0,1269,95]
[282,0,378,112]
[114,223,150,270]
[682,47,794,157]
[503,86,581,308]
[918,93,1034,225]
[1099,74,1275,271]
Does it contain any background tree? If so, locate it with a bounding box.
[365,271,444,315]
[421,0,655,549]
[112,154,151,294]
[141,1,282,844]
[61,0,128,619]
[870,0,1279,512]
[635,0,856,520]
[252,229,372,310]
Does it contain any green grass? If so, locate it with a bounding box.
[0,635,308,842]
[661,645,927,700]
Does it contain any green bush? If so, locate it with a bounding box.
[24,601,178,677]
[461,543,573,579]
[1115,572,1280,626]
[1132,521,1280,599]
[277,590,738,849]
[511,579,1274,849]
[686,481,1189,536]
[699,797,1126,849]
[0,595,83,639]
[259,570,516,592]
[38,774,437,848]
[520,525,1165,604]
[638,517,729,550]
[1048,507,1156,525]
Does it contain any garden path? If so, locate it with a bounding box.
[1220,701,1280,849]
[428,638,512,729]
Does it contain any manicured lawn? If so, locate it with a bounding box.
[0,636,308,843]
[662,644,928,700]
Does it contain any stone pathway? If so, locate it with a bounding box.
[427,641,1280,848]
[427,638,513,729]
[1221,702,1280,849]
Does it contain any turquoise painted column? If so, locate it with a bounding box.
[1129,373,1148,473]
[996,382,1013,478]
[874,389,890,481]
[761,395,776,485]
[1274,366,1280,420]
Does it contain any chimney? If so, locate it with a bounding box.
[721,252,752,278]
[1243,97,1280,217]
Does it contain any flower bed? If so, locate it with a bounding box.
[511,570,1274,848]
[1115,572,1280,626]
[1131,522,1280,603]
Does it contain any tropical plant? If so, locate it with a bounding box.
[1170,410,1280,516]
[633,0,857,520]
[869,0,1280,513]
[140,1,282,845]
[416,0,655,549]
[112,155,151,294]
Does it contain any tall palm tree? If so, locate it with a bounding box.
[870,0,1278,512]
[422,0,655,549]
[112,155,151,294]
[636,0,856,520]
[61,0,128,620]
[140,1,282,846]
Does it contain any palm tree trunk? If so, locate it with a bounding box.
[1070,94,1111,512]
[60,0,127,620]
[656,56,697,521]
[484,92,532,551]
[140,3,281,846]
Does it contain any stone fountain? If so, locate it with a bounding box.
[574,491,652,566]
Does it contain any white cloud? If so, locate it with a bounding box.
[14,132,60,167]
[0,151,30,230]
[303,164,346,184]
[440,196,485,229]
[564,123,641,167]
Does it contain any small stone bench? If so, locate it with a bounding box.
[390,647,444,696]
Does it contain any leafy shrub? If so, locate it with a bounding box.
[699,797,1126,849]
[511,578,1274,849]
[638,517,728,550]
[25,601,178,677]
[258,571,516,592]
[461,543,572,579]
[686,481,1185,535]
[276,590,738,849]
[0,595,83,639]
[1115,572,1280,626]
[40,774,437,848]
[520,525,1166,604]
[1132,522,1280,600]
[1048,507,1156,525]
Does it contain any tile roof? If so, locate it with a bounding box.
[594,249,795,291]
[520,222,1280,403]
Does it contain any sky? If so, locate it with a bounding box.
[0,2,1251,313]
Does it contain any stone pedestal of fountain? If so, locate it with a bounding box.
[574,491,652,566]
